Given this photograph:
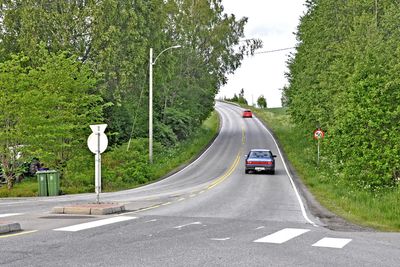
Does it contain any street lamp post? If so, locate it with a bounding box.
[149,45,181,163]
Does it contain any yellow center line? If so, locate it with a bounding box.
[0,230,38,239]
[242,125,246,144]
[123,147,243,214]
[207,150,241,190]
[121,204,162,215]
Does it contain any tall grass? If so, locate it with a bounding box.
[251,106,400,231]
[0,178,38,197]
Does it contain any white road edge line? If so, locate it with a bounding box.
[312,237,352,248]
[53,216,136,232]
[254,228,310,244]
[0,213,22,218]
[135,105,224,191]
[255,116,318,227]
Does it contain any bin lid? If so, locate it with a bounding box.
[36,170,58,174]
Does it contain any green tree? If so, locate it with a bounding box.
[286,0,400,189]
[237,88,248,104]
[257,95,267,108]
[0,50,102,189]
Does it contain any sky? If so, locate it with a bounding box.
[217,0,307,108]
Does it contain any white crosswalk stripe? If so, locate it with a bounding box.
[53,216,136,232]
[253,228,352,249]
[312,237,352,248]
[0,213,22,218]
[254,228,310,244]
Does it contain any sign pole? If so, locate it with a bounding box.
[88,124,108,204]
[317,138,320,166]
[95,126,101,203]
[313,128,325,167]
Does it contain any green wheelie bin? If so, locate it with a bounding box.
[36,171,48,196]
[36,170,60,196]
[46,170,60,196]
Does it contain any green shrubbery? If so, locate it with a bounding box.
[37,111,219,195]
[284,0,400,191]
[102,140,152,191]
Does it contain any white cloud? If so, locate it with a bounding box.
[218,0,307,107]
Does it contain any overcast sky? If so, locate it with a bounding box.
[217,0,307,107]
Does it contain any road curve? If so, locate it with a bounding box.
[1,101,399,267]
[137,101,317,225]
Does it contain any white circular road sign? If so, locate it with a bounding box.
[87,132,108,154]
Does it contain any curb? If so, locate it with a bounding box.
[52,203,125,215]
[0,221,21,234]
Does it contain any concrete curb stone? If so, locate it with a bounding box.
[0,221,21,234]
[52,203,125,215]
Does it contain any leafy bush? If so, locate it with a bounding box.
[62,151,94,194]
[102,139,152,191]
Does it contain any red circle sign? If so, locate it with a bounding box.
[313,129,325,140]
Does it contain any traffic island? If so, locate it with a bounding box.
[0,221,21,234]
[52,203,125,215]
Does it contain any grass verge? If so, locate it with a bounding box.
[0,178,38,197]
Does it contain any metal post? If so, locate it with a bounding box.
[148,45,180,164]
[149,48,153,164]
[317,138,320,166]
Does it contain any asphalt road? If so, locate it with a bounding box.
[0,101,399,266]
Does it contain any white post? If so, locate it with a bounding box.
[148,45,180,164]
[88,124,108,204]
[95,126,101,203]
[149,48,153,164]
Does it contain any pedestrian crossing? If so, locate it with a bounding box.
[49,216,352,249]
[311,237,352,248]
[0,212,352,249]
[254,228,310,244]
[253,227,352,248]
[53,216,137,232]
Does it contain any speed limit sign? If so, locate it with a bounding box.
[313,129,325,140]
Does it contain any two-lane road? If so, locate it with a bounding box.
[0,101,399,266]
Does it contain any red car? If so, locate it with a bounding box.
[242,110,252,118]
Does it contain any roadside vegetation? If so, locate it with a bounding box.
[279,1,400,231]
[0,1,262,193]
[0,111,219,197]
